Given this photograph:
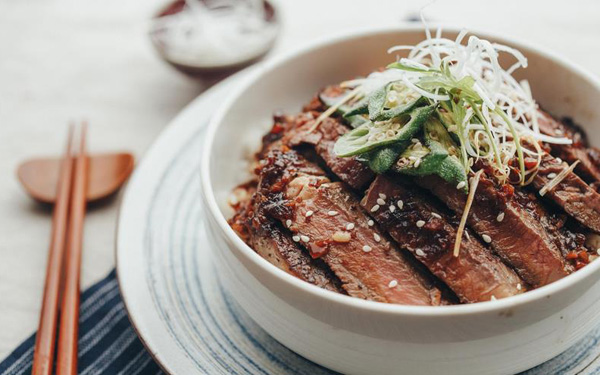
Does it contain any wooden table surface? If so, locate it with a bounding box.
[1,0,599,360]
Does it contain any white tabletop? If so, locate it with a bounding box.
[1,0,599,360]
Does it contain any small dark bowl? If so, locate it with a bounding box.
[149,0,279,77]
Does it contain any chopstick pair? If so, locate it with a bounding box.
[32,124,89,375]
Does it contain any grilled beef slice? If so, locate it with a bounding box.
[363,176,524,302]
[531,152,600,233]
[229,187,344,293]
[256,149,440,305]
[512,188,588,259]
[537,111,600,183]
[417,174,571,287]
[284,116,376,191]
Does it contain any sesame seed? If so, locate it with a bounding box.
[300,235,310,243]
[416,220,425,228]
[371,204,380,212]
[286,219,292,227]
[388,280,398,288]
[389,205,396,213]
[416,249,425,257]
[397,200,404,209]
[517,283,522,291]
[362,245,372,253]
[377,198,386,205]
[496,212,505,222]
[431,212,441,219]
[465,231,471,240]
[597,248,600,255]
[327,210,339,216]
[374,234,381,242]
[456,181,466,190]
[491,295,497,301]
[555,129,563,135]
[547,173,557,179]
[556,157,562,163]
[305,210,314,218]
[367,220,374,226]
[379,193,387,200]
[482,234,492,243]
[414,158,422,168]
[346,223,355,230]
[292,236,300,242]
[332,231,351,243]
[411,138,419,144]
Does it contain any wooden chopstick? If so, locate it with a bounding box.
[56,124,89,375]
[32,126,75,375]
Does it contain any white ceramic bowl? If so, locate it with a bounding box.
[201,26,600,375]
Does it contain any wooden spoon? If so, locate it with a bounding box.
[17,152,134,203]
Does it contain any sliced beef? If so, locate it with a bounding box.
[537,111,600,183]
[256,149,440,305]
[531,152,600,233]
[416,174,571,287]
[512,188,585,255]
[284,116,375,190]
[229,187,344,293]
[363,175,524,303]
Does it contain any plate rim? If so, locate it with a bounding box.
[115,72,250,375]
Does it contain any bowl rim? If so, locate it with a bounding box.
[201,24,600,317]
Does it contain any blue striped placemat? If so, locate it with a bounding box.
[2,268,600,374]
[0,270,164,375]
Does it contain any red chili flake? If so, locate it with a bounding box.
[579,251,590,263]
[524,158,538,169]
[575,261,586,270]
[566,251,578,260]
[309,245,329,258]
[315,240,328,247]
[271,123,284,134]
[295,196,303,203]
[270,182,283,192]
[500,183,514,199]
[280,144,291,152]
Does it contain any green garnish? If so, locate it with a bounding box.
[314,30,573,194]
[319,92,368,129]
[364,145,405,174]
[394,118,467,189]
[333,104,434,157]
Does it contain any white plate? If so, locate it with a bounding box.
[116,72,600,375]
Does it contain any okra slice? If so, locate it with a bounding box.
[334,104,435,157]
[394,118,468,190]
[365,144,406,174]
[372,96,427,122]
